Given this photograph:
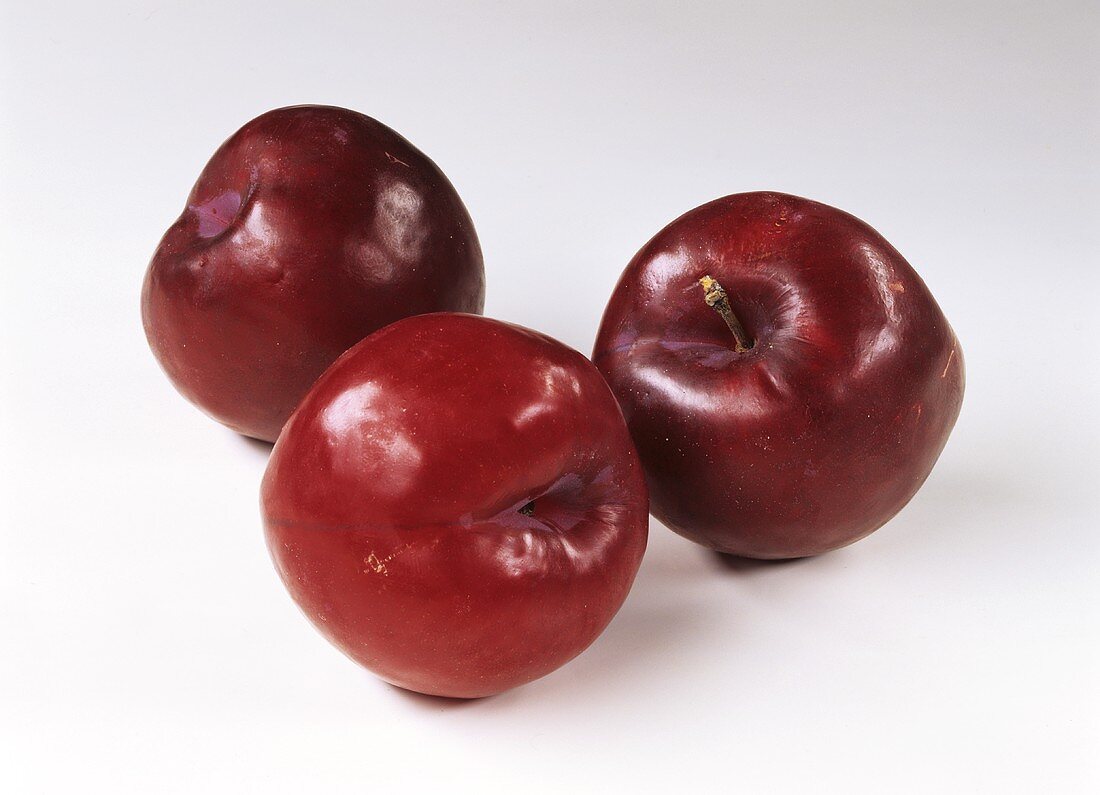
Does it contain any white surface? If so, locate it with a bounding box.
[2,1,1098,792]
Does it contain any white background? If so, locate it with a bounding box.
[2,1,1097,792]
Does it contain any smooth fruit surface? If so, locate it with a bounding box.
[142,105,484,441]
[262,314,648,698]
[593,192,964,558]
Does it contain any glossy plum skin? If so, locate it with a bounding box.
[142,105,484,442]
[593,192,964,559]
[262,314,648,698]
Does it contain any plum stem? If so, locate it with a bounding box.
[699,275,753,352]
